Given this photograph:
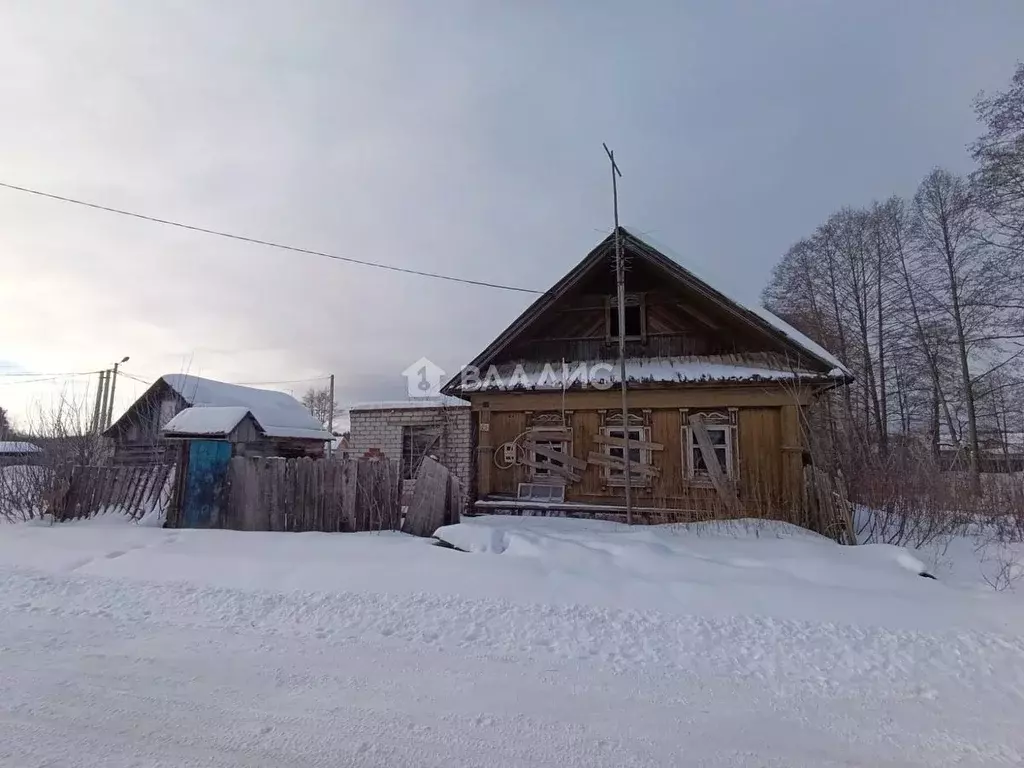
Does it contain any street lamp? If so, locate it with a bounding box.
[105,356,130,430]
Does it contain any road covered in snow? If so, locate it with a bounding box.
[0,515,1022,766]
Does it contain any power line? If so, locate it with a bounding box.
[0,375,83,386]
[0,180,543,295]
[0,369,101,378]
[117,371,153,386]
[2,368,326,391]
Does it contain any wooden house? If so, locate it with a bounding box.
[440,227,852,526]
[104,374,333,464]
[0,441,43,467]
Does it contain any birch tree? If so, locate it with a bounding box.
[762,62,1024,499]
[910,167,1019,484]
[972,62,1024,257]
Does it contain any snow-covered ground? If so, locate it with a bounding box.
[0,514,1022,766]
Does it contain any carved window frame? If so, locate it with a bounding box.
[679,408,739,484]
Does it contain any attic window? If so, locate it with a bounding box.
[607,293,645,341]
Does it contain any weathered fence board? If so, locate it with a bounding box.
[341,460,357,531]
[58,463,175,522]
[56,454,457,536]
[804,464,856,544]
[208,456,411,534]
[402,457,461,537]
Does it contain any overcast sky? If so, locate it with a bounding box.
[1,1,1022,428]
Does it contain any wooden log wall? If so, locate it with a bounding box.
[482,404,804,526]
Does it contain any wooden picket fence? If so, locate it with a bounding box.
[201,455,404,533]
[50,454,460,536]
[56,463,175,521]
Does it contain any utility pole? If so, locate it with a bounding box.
[327,373,336,458]
[603,142,632,525]
[104,356,130,431]
[91,370,106,435]
[97,370,111,433]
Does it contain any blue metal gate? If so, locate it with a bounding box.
[181,440,232,527]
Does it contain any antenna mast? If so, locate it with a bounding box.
[603,143,633,525]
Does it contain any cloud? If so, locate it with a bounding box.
[1,1,1022,423]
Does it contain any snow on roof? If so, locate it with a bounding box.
[621,226,852,376]
[348,397,469,412]
[160,374,332,441]
[0,441,42,455]
[748,306,851,376]
[162,406,252,437]
[453,356,843,392]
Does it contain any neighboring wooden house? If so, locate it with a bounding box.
[440,227,852,526]
[104,374,333,464]
[0,441,43,467]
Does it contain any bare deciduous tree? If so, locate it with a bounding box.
[301,386,339,427]
[0,407,11,441]
[0,391,107,522]
[911,169,993,482]
[971,62,1024,258]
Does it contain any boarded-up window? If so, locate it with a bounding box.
[601,425,652,486]
[682,410,736,480]
[402,425,440,480]
[529,429,571,481]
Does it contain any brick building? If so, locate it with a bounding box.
[347,399,472,507]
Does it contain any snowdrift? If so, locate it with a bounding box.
[435,515,929,586]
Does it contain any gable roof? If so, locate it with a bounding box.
[108,374,333,441]
[442,227,850,395]
[162,406,254,438]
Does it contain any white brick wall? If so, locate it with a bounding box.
[348,405,472,510]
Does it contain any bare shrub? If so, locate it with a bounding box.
[850,447,970,548]
[795,389,1024,550]
[0,393,107,523]
[974,507,1024,591]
